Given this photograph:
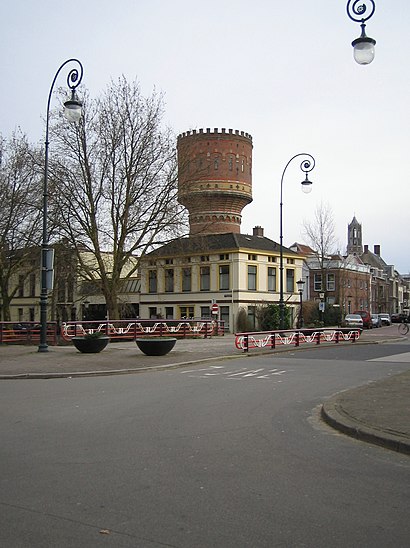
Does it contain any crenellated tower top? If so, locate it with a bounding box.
[177,128,253,235]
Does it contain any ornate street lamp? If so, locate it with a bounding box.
[347,0,376,65]
[279,154,315,330]
[296,278,305,329]
[38,59,84,352]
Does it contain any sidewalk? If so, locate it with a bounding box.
[0,326,409,455]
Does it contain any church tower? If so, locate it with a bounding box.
[177,128,253,235]
[347,216,363,255]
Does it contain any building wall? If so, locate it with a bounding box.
[139,247,304,331]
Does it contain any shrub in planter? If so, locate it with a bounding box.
[135,337,176,356]
[72,331,110,353]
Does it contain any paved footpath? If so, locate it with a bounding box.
[0,326,409,455]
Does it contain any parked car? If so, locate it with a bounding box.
[371,314,382,328]
[343,314,363,328]
[391,313,408,323]
[353,310,372,329]
[378,313,392,326]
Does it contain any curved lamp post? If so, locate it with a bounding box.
[279,153,315,330]
[39,59,84,352]
[347,0,376,65]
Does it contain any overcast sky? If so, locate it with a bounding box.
[2,0,409,273]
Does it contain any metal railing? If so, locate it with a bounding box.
[61,319,225,341]
[0,321,58,345]
[235,327,362,352]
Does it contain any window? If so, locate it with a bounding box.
[248,254,257,261]
[165,307,174,319]
[268,267,277,292]
[228,156,233,171]
[200,266,210,291]
[327,273,335,291]
[248,265,257,290]
[201,306,211,319]
[149,307,157,318]
[247,306,256,329]
[180,306,194,319]
[286,269,294,293]
[29,273,36,297]
[214,157,219,170]
[18,275,24,297]
[165,269,174,292]
[268,256,277,263]
[149,270,157,293]
[165,258,173,265]
[200,255,209,262]
[219,254,229,260]
[287,258,295,264]
[182,267,191,292]
[219,265,230,290]
[57,281,66,302]
[220,306,230,329]
[314,273,322,292]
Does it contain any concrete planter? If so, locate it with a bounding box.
[135,337,177,356]
[72,336,110,354]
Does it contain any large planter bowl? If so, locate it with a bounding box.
[135,337,176,356]
[72,336,110,354]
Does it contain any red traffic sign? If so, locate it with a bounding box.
[211,303,219,314]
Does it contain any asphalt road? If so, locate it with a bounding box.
[1,343,409,547]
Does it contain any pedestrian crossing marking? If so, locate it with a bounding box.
[181,365,286,381]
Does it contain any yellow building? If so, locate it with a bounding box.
[139,227,304,331]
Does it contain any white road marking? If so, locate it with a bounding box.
[183,365,287,381]
[368,352,410,363]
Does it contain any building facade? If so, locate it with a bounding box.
[139,229,304,331]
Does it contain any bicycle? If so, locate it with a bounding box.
[398,321,409,335]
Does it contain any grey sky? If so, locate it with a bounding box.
[1,0,409,272]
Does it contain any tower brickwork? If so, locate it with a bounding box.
[177,128,253,235]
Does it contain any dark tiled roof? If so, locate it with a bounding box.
[147,233,298,257]
[361,250,387,269]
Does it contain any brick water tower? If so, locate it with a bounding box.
[177,128,253,235]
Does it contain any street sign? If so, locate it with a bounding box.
[211,303,219,315]
[319,302,325,312]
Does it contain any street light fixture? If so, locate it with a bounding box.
[38,59,84,352]
[279,153,315,330]
[296,278,305,329]
[347,0,376,65]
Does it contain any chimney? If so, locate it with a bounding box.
[253,226,264,237]
[374,245,380,256]
[364,245,368,252]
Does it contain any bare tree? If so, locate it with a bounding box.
[303,202,337,269]
[50,77,188,319]
[0,132,43,320]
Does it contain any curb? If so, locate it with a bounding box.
[0,353,245,380]
[321,399,410,456]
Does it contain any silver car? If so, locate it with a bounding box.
[371,314,382,328]
[378,313,391,326]
[344,314,364,328]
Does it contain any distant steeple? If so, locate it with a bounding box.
[347,216,363,255]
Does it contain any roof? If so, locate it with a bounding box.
[361,249,388,270]
[289,242,316,256]
[146,233,298,257]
